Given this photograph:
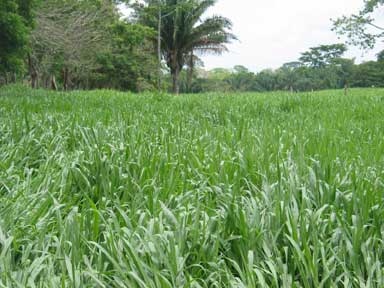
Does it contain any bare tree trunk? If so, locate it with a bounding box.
[51,74,58,90]
[31,74,38,88]
[187,52,194,93]
[344,82,349,96]
[63,67,69,91]
[172,67,180,94]
[28,54,38,89]
[157,6,162,92]
[85,76,89,90]
[0,73,5,85]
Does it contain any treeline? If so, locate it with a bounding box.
[1,0,383,93]
[1,0,159,92]
[182,45,384,93]
[0,0,235,93]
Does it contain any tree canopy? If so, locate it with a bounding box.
[332,0,384,49]
[134,0,236,93]
[299,44,347,68]
[1,0,384,93]
[0,0,35,76]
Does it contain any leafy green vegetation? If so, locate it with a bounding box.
[332,0,383,49]
[0,0,383,93]
[0,0,35,76]
[181,47,384,94]
[1,86,384,287]
[133,0,235,93]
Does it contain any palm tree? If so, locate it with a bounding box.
[136,0,235,94]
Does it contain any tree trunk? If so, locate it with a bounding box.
[344,81,349,96]
[170,50,181,94]
[28,54,38,89]
[157,6,162,92]
[51,74,58,90]
[172,67,180,94]
[63,67,69,91]
[187,52,194,93]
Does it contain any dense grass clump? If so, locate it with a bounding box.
[0,85,384,287]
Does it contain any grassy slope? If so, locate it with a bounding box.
[0,85,384,287]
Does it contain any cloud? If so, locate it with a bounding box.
[202,0,383,71]
[119,1,383,71]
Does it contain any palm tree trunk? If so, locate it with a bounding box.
[171,50,180,94]
[172,67,180,94]
[187,52,194,93]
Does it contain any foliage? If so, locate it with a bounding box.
[299,44,347,68]
[378,49,384,62]
[26,0,157,91]
[134,0,236,93]
[332,0,384,49]
[16,0,37,26]
[30,0,117,90]
[1,87,384,286]
[182,45,384,93]
[0,0,35,76]
[0,1,383,92]
[225,65,259,91]
[350,60,384,87]
[92,22,158,92]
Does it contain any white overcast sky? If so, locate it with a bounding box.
[121,0,384,72]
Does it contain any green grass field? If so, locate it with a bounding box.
[1,85,384,287]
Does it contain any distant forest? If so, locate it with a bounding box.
[1,0,383,93]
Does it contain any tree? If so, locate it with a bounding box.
[275,66,299,91]
[135,0,235,94]
[282,61,303,70]
[195,67,232,92]
[94,22,158,92]
[30,0,116,90]
[378,50,384,62]
[16,0,37,26]
[332,0,384,49]
[255,69,277,91]
[0,0,36,80]
[350,60,384,87]
[299,44,347,68]
[330,57,355,90]
[225,65,257,91]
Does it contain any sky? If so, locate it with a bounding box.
[121,0,384,72]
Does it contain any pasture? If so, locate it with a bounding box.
[0,86,384,287]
